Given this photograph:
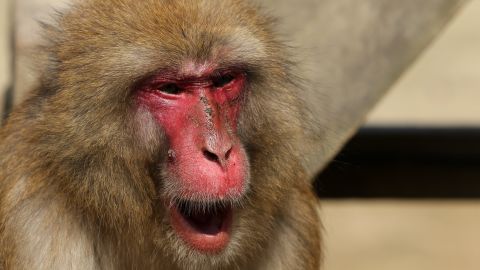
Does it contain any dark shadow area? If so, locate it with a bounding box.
[3,1,15,123]
[2,85,13,122]
[315,127,480,199]
[2,1,17,123]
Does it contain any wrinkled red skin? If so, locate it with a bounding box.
[136,64,249,253]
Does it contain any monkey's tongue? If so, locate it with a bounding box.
[170,201,233,253]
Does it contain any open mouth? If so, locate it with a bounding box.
[169,200,233,253]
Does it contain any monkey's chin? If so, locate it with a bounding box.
[169,201,233,254]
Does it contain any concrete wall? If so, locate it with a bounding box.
[367,1,480,126]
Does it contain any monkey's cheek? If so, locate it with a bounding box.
[169,203,233,254]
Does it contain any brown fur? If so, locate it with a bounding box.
[0,0,321,269]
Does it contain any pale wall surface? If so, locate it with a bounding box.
[0,0,11,106]
[367,0,480,126]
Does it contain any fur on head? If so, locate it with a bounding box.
[5,0,309,268]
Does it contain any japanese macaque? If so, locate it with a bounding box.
[0,0,321,269]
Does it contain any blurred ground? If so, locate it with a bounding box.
[1,1,480,270]
[322,201,480,270]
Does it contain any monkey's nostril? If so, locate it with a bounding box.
[203,149,220,163]
[225,148,232,160]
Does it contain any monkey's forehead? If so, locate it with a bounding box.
[49,0,281,72]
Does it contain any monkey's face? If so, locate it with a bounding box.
[135,64,250,254]
[45,0,301,266]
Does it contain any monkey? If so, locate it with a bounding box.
[0,0,321,269]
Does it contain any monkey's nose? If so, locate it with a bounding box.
[202,145,233,167]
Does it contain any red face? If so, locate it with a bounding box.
[136,63,250,253]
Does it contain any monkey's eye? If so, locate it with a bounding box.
[157,83,182,95]
[212,74,235,88]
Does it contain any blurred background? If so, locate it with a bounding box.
[319,2,480,269]
[1,1,479,270]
